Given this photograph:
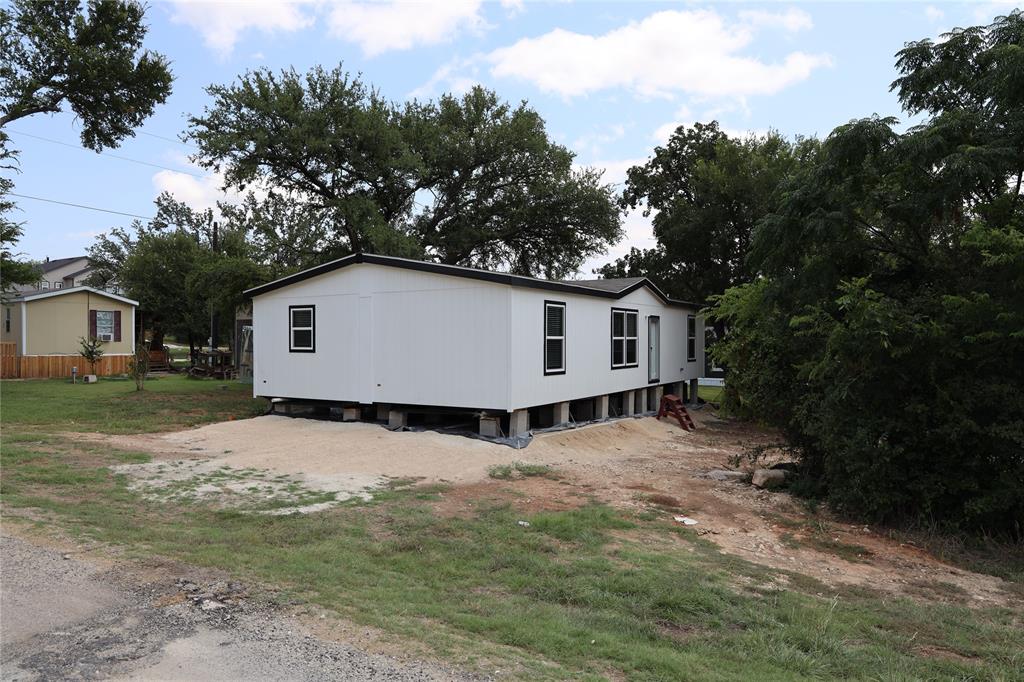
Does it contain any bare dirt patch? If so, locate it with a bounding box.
[75,411,1021,608]
[111,459,384,514]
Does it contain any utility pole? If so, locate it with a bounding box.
[210,221,219,351]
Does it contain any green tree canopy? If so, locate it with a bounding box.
[598,123,815,303]
[186,67,621,278]
[0,0,172,299]
[88,194,266,352]
[711,10,1024,536]
[0,0,173,150]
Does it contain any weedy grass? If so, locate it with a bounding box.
[2,377,1022,681]
[488,461,556,480]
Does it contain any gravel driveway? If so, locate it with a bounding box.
[0,533,478,681]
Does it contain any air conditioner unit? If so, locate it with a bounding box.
[98,333,113,342]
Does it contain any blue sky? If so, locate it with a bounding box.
[5,0,1021,274]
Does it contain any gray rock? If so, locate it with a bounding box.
[706,469,751,483]
[752,469,788,489]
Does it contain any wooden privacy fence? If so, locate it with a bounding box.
[0,347,132,379]
[0,342,15,379]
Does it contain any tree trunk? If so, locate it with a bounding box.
[150,326,165,352]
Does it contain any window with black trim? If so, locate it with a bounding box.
[687,315,697,361]
[611,308,639,369]
[544,301,565,375]
[289,305,316,352]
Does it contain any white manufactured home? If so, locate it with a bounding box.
[245,254,704,439]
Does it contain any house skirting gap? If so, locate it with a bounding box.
[267,386,671,448]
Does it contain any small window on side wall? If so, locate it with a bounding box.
[687,315,697,362]
[544,301,565,375]
[289,305,315,352]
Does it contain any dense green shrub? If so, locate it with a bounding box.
[710,12,1024,537]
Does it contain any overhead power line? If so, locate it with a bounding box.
[9,192,157,222]
[137,129,198,149]
[7,129,209,179]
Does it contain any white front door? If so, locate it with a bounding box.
[648,316,660,383]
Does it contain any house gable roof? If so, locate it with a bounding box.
[63,264,96,279]
[245,253,700,308]
[13,286,138,306]
[40,256,88,274]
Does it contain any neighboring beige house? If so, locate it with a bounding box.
[1,287,138,377]
[15,255,120,294]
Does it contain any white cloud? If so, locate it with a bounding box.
[925,5,945,22]
[499,0,524,15]
[652,119,770,144]
[486,8,831,99]
[166,0,314,58]
[737,8,813,32]
[580,210,657,276]
[573,123,627,158]
[651,105,692,142]
[151,169,241,215]
[408,57,480,99]
[972,1,1023,23]
[328,1,487,57]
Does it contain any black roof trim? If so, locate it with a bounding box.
[245,253,701,308]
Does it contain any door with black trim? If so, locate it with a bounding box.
[648,316,660,383]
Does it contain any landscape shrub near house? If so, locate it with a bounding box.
[710,12,1024,536]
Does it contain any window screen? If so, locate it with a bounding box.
[289,306,315,352]
[611,309,639,368]
[95,311,114,337]
[687,315,697,361]
[544,301,565,374]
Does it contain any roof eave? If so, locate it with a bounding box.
[17,286,138,306]
[244,253,702,308]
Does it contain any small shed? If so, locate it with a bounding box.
[0,286,138,378]
[245,254,705,437]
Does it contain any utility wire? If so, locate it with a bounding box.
[137,129,198,149]
[9,192,157,222]
[7,129,209,178]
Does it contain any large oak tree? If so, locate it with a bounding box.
[186,67,621,278]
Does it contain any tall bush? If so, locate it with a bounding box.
[710,12,1024,537]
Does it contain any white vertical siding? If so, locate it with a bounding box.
[252,267,363,401]
[252,262,703,411]
[253,264,510,409]
[508,286,701,410]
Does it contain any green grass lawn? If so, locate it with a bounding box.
[698,384,724,404]
[1,378,1021,680]
[1,375,267,433]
